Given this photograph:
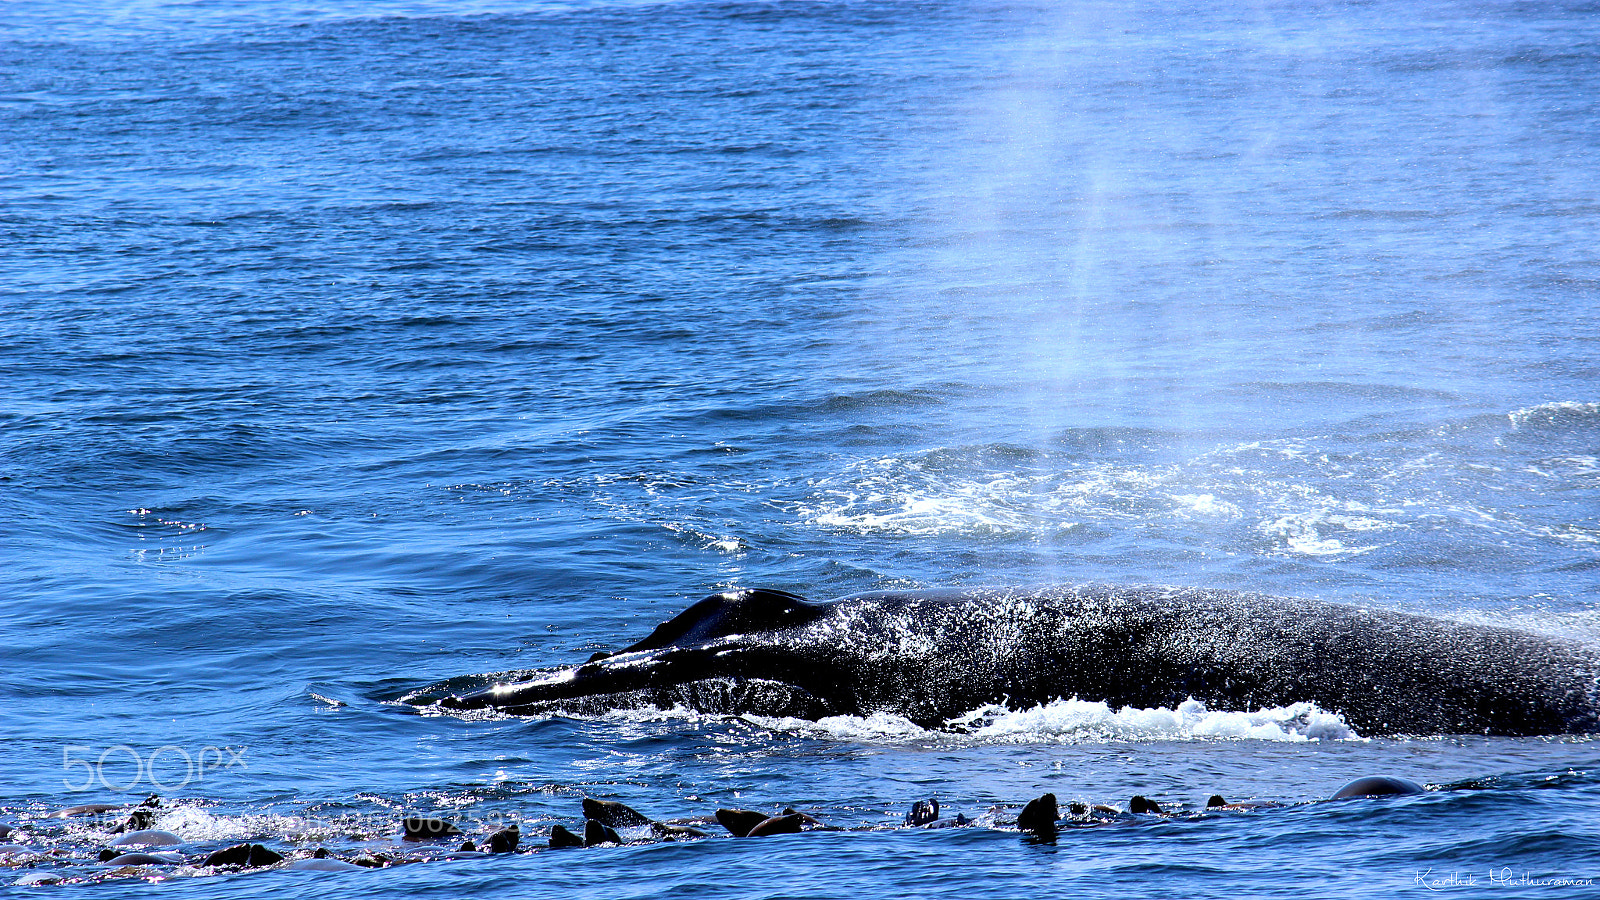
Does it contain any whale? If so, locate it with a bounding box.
[429,584,1600,736]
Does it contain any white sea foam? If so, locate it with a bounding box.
[1171,492,1242,519]
[801,446,1403,557]
[739,698,1357,744]
[802,456,1073,536]
[798,454,1177,538]
[1258,509,1393,557]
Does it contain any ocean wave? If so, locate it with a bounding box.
[1509,401,1600,431]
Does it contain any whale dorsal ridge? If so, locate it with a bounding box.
[622,589,820,653]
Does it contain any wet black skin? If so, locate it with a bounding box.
[432,585,1600,736]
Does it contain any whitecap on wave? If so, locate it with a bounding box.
[1509,400,1600,430]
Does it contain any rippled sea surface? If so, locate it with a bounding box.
[3,0,1599,895]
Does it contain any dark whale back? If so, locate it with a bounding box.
[435,584,1600,736]
[623,589,825,653]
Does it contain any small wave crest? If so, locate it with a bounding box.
[1509,401,1600,431]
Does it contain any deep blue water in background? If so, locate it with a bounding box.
[3,0,1599,895]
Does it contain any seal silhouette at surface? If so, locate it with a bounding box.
[432,585,1600,736]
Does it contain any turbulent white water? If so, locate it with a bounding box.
[744,698,1358,744]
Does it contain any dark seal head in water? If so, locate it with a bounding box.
[431,585,1600,737]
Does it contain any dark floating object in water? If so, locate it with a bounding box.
[201,843,285,868]
[745,813,804,837]
[1129,795,1163,815]
[905,798,940,826]
[401,817,463,842]
[548,824,584,849]
[485,824,520,854]
[714,806,827,837]
[651,821,708,840]
[433,585,1600,737]
[779,807,829,830]
[1332,775,1425,800]
[1207,795,1227,808]
[583,819,621,847]
[579,799,705,839]
[715,809,771,838]
[117,795,162,834]
[1015,793,1059,835]
[582,799,652,829]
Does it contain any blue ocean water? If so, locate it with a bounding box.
[2,0,1599,895]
